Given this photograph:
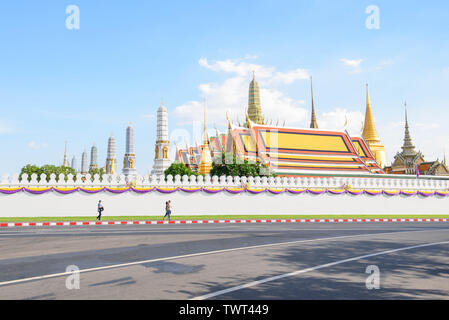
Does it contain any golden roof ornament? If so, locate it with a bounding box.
[362,83,380,142]
[310,76,318,129]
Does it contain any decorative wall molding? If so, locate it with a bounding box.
[1,173,449,191]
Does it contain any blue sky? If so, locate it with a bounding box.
[1,0,449,174]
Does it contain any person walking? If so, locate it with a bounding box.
[163,200,172,221]
[97,200,104,221]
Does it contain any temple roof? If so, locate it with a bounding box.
[225,118,383,176]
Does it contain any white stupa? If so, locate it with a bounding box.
[71,156,77,172]
[122,122,137,178]
[81,150,88,174]
[105,133,116,174]
[151,100,171,175]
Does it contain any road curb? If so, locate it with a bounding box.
[1,218,449,228]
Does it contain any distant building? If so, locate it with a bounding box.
[63,141,69,167]
[105,134,116,174]
[417,160,449,176]
[122,123,137,178]
[385,105,449,176]
[81,151,88,174]
[89,144,98,171]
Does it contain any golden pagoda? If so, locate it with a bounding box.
[247,72,264,124]
[197,100,213,175]
[362,84,387,168]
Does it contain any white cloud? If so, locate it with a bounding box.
[341,58,363,68]
[172,100,204,125]
[28,141,48,150]
[198,57,310,84]
[341,58,363,73]
[198,58,274,78]
[259,88,307,125]
[319,108,365,135]
[0,121,14,134]
[270,68,310,85]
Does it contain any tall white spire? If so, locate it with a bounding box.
[157,100,169,141]
[151,100,172,175]
[122,122,137,178]
[81,150,88,174]
[71,156,77,172]
[89,143,98,171]
[126,122,134,154]
[63,141,69,167]
[106,133,116,174]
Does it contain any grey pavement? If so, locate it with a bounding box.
[0,223,448,299]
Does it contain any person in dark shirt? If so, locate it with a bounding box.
[97,200,104,221]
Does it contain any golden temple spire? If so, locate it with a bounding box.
[362,83,380,143]
[310,76,318,129]
[198,99,212,175]
[248,72,264,124]
[361,83,387,168]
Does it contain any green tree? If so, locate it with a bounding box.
[19,164,41,181]
[164,162,198,177]
[210,152,275,177]
[19,164,76,182]
[89,167,105,181]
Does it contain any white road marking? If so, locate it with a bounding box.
[0,228,447,287]
[0,223,439,236]
[191,240,449,300]
[0,227,424,236]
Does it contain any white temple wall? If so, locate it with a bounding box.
[0,173,449,217]
[0,189,449,218]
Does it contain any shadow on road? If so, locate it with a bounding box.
[184,238,449,299]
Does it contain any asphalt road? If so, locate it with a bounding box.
[0,222,448,299]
